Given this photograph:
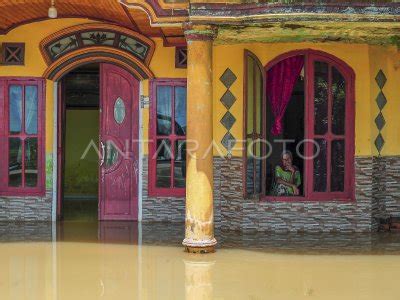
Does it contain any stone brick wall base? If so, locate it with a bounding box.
[0,190,52,221]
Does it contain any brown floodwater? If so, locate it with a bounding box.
[0,221,400,300]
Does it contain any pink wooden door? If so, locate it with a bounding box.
[99,63,139,220]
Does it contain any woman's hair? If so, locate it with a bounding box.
[281,150,293,160]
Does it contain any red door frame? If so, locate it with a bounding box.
[56,80,66,219]
[261,49,355,202]
[56,63,140,220]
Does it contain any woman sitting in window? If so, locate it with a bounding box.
[271,151,301,196]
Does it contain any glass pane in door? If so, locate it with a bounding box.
[114,97,126,125]
[105,141,119,168]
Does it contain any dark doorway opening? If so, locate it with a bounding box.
[60,63,100,221]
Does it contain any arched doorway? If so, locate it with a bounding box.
[40,24,156,221]
[244,49,355,201]
[57,62,140,221]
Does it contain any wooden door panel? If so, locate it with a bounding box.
[99,63,139,220]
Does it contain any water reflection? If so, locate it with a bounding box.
[184,259,215,300]
[0,222,400,299]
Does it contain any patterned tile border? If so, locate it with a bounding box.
[374,70,387,154]
[219,68,237,153]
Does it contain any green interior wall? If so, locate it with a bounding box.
[64,109,99,196]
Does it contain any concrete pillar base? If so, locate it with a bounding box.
[183,237,217,254]
[184,245,216,254]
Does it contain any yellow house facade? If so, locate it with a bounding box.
[0,0,400,252]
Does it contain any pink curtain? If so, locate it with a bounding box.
[267,56,304,136]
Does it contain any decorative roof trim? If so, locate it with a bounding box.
[190,2,400,23]
[120,0,188,26]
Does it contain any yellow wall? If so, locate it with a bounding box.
[142,38,187,154]
[213,42,400,157]
[0,19,187,157]
[0,19,94,154]
[368,46,400,156]
[1,19,399,161]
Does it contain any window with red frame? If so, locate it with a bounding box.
[0,78,45,196]
[244,50,355,201]
[149,79,186,196]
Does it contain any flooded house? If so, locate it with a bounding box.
[0,0,400,256]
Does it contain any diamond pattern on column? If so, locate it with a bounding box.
[376,91,387,110]
[375,70,387,89]
[221,132,236,151]
[374,69,387,155]
[220,111,236,131]
[375,133,385,153]
[220,90,236,110]
[220,68,237,89]
[375,112,386,131]
[219,68,237,156]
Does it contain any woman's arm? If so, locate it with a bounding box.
[276,178,297,190]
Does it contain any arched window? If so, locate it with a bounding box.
[244,49,355,201]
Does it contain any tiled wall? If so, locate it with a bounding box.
[373,156,400,218]
[141,156,185,222]
[1,155,398,232]
[0,154,53,221]
[141,155,400,232]
[0,190,52,221]
[214,156,399,233]
[141,156,223,224]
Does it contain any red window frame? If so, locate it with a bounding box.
[244,49,355,202]
[305,52,355,201]
[243,50,266,197]
[148,78,187,197]
[0,77,46,196]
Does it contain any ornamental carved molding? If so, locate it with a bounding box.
[39,23,155,80]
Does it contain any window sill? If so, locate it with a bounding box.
[0,189,46,198]
[260,196,355,203]
[147,188,185,198]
